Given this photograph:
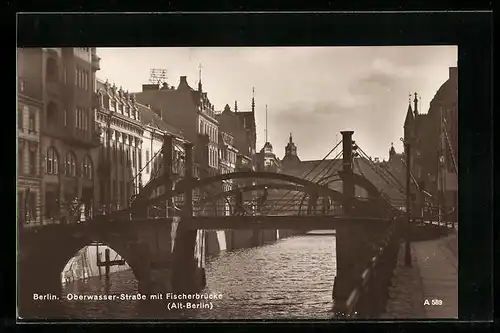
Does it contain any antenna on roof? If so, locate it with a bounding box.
[265,104,268,143]
[149,69,168,86]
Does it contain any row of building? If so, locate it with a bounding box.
[17,47,270,226]
[17,46,458,228]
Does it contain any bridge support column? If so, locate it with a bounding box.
[138,222,175,294]
[341,131,355,215]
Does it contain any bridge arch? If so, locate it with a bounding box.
[132,171,370,210]
[19,226,151,296]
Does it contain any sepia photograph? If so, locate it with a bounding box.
[17,45,458,321]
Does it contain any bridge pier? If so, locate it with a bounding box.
[171,142,206,293]
[332,224,376,317]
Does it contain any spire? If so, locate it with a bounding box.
[251,87,255,113]
[404,96,415,140]
[198,63,203,92]
[413,92,419,116]
[284,130,299,160]
[234,100,238,113]
[389,142,396,159]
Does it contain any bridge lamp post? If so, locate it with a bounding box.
[404,141,412,267]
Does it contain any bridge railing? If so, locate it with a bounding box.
[336,217,401,318]
[412,205,458,230]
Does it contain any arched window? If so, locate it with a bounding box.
[82,155,93,180]
[46,102,59,125]
[46,147,59,174]
[65,151,77,177]
[46,58,58,81]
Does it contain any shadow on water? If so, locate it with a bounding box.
[21,234,338,320]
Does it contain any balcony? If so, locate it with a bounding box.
[64,124,102,148]
[92,53,101,71]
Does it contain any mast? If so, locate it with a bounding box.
[265,104,268,143]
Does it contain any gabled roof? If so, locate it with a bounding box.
[136,103,185,138]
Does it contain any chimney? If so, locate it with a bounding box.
[177,76,189,90]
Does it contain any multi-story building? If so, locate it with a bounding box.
[136,102,187,217]
[216,101,258,213]
[217,100,257,172]
[18,48,101,224]
[94,79,144,212]
[17,67,43,227]
[218,130,239,215]
[134,76,219,182]
[404,66,458,217]
[256,141,281,173]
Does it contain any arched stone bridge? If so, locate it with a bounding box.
[18,131,406,319]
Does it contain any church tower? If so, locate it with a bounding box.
[285,133,298,158]
[281,133,301,171]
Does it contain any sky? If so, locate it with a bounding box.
[96,46,457,161]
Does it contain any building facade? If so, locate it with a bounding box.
[18,48,101,225]
[404,66,458,217]
[136,102,187,217]
[135,76,219,181]
[218,130,239,215]
[17,72,43,227]
[94,80,144,212]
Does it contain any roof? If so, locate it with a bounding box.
[136,103,185,138]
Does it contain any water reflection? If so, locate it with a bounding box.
[39,235,337,320]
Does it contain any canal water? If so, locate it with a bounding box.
[38,234,337,320]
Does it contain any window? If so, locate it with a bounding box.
[126,148,130,166]
[46,147,59,174]
[199,120,203,134]
[65,151,77,177]
[120,144,124,165]
[29,143,37,176]
[18,142,24,175]
[102,94,110,109]
[75,108,80,128]
[83,108,88,131]
[82,155,93,180]
[27,191,36,222]
[132,150,137,168]
[146,150,150,173]
[138,150,142,170]
[28,109,35,133]
[18,107,23,130]
[111,100,116,111]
